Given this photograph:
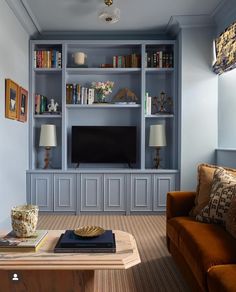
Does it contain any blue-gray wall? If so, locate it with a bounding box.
[0,0,29,229]
[179,27,218,190]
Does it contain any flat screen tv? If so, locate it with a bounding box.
[71,126,136,165]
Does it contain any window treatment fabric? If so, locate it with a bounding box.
[213,21,236,75]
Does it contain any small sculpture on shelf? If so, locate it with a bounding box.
[153,91,173,114]
[112,88,138,104]
[47,99,59,113]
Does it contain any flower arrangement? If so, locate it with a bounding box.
[91,81,114,102]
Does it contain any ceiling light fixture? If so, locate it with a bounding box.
[99,0,120,24]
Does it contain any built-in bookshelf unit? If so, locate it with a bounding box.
[27,40,178,214]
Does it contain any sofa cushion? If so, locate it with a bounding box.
[226,197,236,239]
[167,217,236,289]
[196,168,236,224]
[190,164,236,216]
[207,265,236,292]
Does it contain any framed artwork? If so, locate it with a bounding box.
[18,87,28,122]
[5,79,19,120]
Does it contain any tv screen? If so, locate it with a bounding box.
[71,126,136,164]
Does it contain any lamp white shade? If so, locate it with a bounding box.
[39,124,57,147]
[149,124,166,147]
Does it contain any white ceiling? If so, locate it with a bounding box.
[21,0,224,34]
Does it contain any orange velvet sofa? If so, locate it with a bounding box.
[166,191,236,292]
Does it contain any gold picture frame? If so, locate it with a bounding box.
[5,79,19,120]
[18,87,28,122]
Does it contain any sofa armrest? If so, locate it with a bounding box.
[166,191,196,220]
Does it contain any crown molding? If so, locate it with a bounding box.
[166,15,215,36]
[5,0,40,36]
[212,0,236,34]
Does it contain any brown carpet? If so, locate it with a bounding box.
[38,215,189,292]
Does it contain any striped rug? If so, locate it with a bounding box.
[38,215,189,292]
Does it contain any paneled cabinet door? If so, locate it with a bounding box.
[153,174,175,211]
[30,174,53,211]
[104,174,126,212]
[130,174,152,211]
[54,174,76,212]
[81,174,103,212]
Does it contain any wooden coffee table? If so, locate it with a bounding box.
[0,230,140,292]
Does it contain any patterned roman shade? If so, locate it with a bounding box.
[213,21,236,75]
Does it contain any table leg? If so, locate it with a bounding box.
[0,270,95,292]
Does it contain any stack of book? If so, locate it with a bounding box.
[0,230,48,252]
[54,230,116,253]
[146,51,173,68]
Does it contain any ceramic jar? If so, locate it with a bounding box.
[11,205,39,237]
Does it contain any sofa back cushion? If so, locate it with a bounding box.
[196,168,236,224]
[190,164,236,216]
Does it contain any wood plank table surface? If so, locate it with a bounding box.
[0,230,141,292]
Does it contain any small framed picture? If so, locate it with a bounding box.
[5,79,19,120]
[18,87,28,122]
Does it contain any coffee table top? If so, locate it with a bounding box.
[0,230,141,270]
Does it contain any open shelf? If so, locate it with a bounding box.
[66,104,141,109]
[66,68,141,75]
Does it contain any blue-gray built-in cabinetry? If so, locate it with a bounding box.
[27,40,179,214]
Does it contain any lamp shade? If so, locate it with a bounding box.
[39,124,57,147]
[149,124,166,147]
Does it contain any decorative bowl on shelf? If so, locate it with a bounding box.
[11,204,39,238]
[74,226,105,237]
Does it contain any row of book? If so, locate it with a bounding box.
[34,49,62,68]
[112,54,141,68]
[146,51,173,68]
[66,84,95,105]
[35,94,48,114]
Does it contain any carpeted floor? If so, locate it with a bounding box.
[38,215,190,292]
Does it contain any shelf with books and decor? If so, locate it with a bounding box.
[27,40,178,214]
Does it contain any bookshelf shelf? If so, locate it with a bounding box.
[34,114,62,118]
[145,114,174,118]
[145,68,174,74]
[66,104,141,109]
[66,68,141,75]
[34,68,62,74]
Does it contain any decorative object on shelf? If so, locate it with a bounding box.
[39,124,57,169]
[155,91,173,114]
[213,20,236,75]
[5,79,19,120]
[11,204,39,238]
[47,99,59,112]
[112,88,138,103]
[74,226,105,238]
[92,81,114,103]
[99,0,120,24]
[72,51,87,66]
[18,87,28,122]
[149,124,167,169]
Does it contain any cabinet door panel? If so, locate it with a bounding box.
[81,174,103,212]
[31,174,53,211]
[104,174,126,211]
[153,174,175,211]
[131,174,152,211]
[54,174,76,211]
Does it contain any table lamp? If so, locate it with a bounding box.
[149,124,166,169]
[39,124,57,169]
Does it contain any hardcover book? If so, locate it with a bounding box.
[54,232,116,253]
[0,230,48,252]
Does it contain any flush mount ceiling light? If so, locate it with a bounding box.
[99,0,120,24]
